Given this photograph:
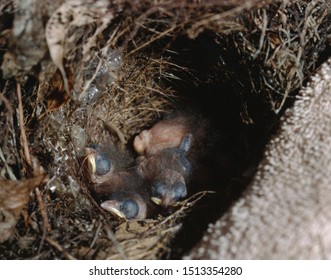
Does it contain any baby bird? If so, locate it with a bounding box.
[134,114,207,208]
[134,115,193,156]
[84,144,150,219]
[136,138,191,208]
[95,178,148,220]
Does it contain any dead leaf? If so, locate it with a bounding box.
[45,0,113,96]
[47,67,74,111]
[0,176,45,243]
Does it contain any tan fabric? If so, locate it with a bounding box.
[186,59,331,259]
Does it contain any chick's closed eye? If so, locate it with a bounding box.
[95,154,111,176]
[172,182,187,201]
[119,199,139,219]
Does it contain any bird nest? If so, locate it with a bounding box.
[0,0,330,259]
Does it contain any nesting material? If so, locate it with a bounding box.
[0,0,330,259]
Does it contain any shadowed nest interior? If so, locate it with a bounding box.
[0,0,330,259]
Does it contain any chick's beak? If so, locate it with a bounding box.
[151,194,180,208]
[151,196,162,206]
[86,153,97,174]
[100,200,126,219]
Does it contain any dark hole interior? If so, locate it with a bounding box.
[154,32,282,258]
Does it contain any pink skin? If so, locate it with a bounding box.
[133,117,189,156]
[133,116,193,207]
